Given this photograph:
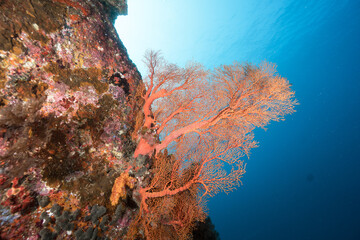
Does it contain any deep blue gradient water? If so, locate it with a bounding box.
[116,1,360,239]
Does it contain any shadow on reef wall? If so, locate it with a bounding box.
[192,217,221,240]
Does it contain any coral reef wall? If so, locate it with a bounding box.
[0,0,147,239]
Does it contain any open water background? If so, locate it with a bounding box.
[116,0,360,239]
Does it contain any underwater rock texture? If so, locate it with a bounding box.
[0,1,225,239]
[0,0,147,239]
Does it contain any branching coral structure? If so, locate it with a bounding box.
[0,1,296,240]
[126,51,297,239]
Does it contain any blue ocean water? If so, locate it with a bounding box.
[116,0,360,239]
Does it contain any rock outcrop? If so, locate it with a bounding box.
[0,0,147,239]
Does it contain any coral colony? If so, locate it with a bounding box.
[0,0,297,239]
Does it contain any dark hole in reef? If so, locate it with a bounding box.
[41,130,83,184]
[125,193,138,209]
[0,98,5,106]
[109,72,129,95]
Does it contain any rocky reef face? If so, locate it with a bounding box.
[0,0,149,239]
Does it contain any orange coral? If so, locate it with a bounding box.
[128,51,297,239]
[134,51,297,157]
[110,172,136,206]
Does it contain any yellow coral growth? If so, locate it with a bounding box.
[110,172,136,206]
